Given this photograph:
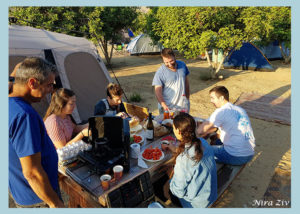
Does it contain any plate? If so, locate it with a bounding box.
[194,117,205,123]
[161,135,176,142]
[162,119,173,126]
[130,124,143,133]
[141,149,165,162]
[132,134,144,144]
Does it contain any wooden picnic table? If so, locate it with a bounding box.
[58,116,246,208]
[58,133,176,208]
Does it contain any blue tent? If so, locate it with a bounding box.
[259,41,290,60]
[127,29,134,38]
[223,42,274,71]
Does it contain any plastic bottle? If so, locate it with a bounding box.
[181,94,189,113]
[163,110,170,120]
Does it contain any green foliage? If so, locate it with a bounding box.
[151,7,245,60]
[129,93,142,102]
[240,7,291,62]
[9,7,139,65]
[146,6,291,75]
[144,7,161,44]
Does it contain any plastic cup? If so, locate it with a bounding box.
[161,140,170,151]
[100,174,111,191]
[113,165,124,181]
[169,110,175,119]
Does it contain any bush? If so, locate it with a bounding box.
[129,93,142,102]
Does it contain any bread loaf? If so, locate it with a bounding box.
[129,117,139,128]
[154,126,170,137]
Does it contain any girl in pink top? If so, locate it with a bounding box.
[44,88,89,149]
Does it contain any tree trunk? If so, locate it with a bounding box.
[279,42,291,64]
[205,49,215,78]
[96,39,110,65]
[214,51,228,77]
[214,48,219,69]
[109,43,114,65]
[95,38,113,65]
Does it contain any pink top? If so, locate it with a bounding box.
[44,114,76,147]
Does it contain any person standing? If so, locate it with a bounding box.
[152,48,190,114]
[9,57,64,208]
[197,86,255,165]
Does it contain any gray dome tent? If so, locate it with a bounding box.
[126,34,163,55]
[9,25,112,123]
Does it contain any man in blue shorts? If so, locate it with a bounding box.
[196,86,255,165]
[9,57,64,208]
[152,48,190,114]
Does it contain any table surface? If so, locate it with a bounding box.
[58,132,177,207]
[58,117,229,208]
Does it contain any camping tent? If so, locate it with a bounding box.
[223,42,274,71]
[126,34,163,55]
[9,25,112,123]
[259,41,290,60]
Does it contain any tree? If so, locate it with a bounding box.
[151,7,245,78]
[87,7,138,65]
[240,7,291,63]
[9,7,139,65]
[9,7,91,36]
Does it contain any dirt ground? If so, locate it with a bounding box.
[107,52,291,208]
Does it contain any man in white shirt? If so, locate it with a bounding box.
[197,86,255,165]
[152,48,190,114]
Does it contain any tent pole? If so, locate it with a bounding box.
[107,63,129,103]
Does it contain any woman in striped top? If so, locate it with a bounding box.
[44,88,89,149]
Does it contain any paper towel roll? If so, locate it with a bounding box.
[130,143,140,159]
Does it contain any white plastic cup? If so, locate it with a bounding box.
[113,165,124,181]
[100,174,111,191]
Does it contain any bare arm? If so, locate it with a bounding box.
[53,130,87,149]
[53,120,89,149]
[185,76,190,99]
[20,153,64,208]
[196,120,217,137]
[73,123,88,133]
[154,85,169,111]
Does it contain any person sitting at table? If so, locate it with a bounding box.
[163,113,217,208]
[196,86,255,165]
[44,88,89,149]
[94,83,128,118]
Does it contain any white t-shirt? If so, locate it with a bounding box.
[208,102,255,156]
[152,60,189,110]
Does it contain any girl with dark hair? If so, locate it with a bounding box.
[44,88,89,149]
[163,113,217,207]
